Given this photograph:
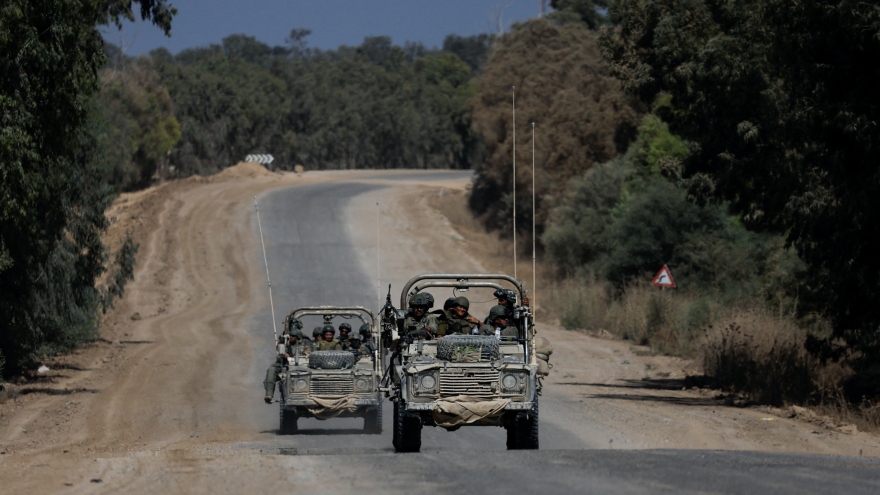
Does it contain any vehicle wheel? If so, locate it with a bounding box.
[392,401,400,449]
[505,423,518,450]
[394,400,422,453]
[364,392,383,434]
[279,406,298,435]
[514,397,538,449]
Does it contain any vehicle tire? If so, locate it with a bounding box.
[308,350,356,370]
[514,396,539,449]
[505,423,518,450]
[436,335,500,362]
[364,391,383,434]
[279,406,298,435]
[392,401,400,449]
[394,400,422,453]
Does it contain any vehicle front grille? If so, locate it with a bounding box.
[439,370,499,398]
[311,375,353,396]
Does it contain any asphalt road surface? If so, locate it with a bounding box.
[244,173,880,494]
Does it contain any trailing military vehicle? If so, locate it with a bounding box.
[381,274,542,452]
[277,306,383,434]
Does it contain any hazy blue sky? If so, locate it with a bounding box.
[103,1,546,55]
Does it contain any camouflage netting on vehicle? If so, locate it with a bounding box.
[308,350,356,370]
[436,335,500,362]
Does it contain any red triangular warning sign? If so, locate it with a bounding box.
[652,265,676,288]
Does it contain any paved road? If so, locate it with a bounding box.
[240,173,880,494]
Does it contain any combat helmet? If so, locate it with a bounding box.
[453,296,470,310]
[339,322,352,333]
[488,305,510,322]
[288,317,303,332]
[359,323,372,337]
[409,292,432,308]
[312,326,323,338]
[444,297,456,311]
[322,324,335,336]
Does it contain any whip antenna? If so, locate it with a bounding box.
[377,201,381,312]
[254,197,278,342]
[512,86,517,279]
[532,122,537,326]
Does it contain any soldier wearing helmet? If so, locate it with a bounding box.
[358,323,377,357]
[312,326,325,342]
[403,292,439,339]
[316,324,342,350]
[447,296,480,335]
[429,297,456,337]
[479,305,518,341]
[264,318,309,403]
[338,322,353,350]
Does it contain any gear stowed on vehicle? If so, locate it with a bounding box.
[275,306,383,434]
[380,274,544,452]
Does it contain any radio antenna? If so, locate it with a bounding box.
[254,197,278,342]
[376,201,381,312]
[531,122,537,326]
[512,85,517,279]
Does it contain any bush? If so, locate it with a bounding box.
[703,311,816,406]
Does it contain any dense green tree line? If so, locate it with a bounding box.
[97,32,491,189]
[601,0,880,369]
[0,1,172,375]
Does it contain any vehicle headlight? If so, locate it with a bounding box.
[355,378,371,391]
[502,374,519,390]
[294,378,309,392]
[420,374,436,390]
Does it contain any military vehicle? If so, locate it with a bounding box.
[381,274,540,452]
[277,306,383,434]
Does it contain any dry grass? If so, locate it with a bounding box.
[702,310,816,406]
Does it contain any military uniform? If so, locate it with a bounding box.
[446,296,480,334]
[430,309,451,336]
[264,320,305,401]
[316,338,343,351]
[403,311,439,338]
[479,323,518,340]
[479,305,519,341]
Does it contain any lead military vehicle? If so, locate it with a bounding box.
[277,306,383,434]
[381,274,540,452]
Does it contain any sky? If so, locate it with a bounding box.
[102,1,548,56]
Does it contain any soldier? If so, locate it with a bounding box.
[316,325,343,350]
[447,296,480,335]
[430,297,455,337]
[338,322,353,350]
[358,323,377,358]
[403,292,439,339]
[347,333,363,359]
[263,318,305,403]
[479,305,519,341]
[313,326,324,342]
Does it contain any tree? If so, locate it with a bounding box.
[0,0,172,373]
[469,19,642,235]
[602,0,880,364]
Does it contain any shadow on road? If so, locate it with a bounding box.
[556,378,720,406]
[263,428,373,436]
